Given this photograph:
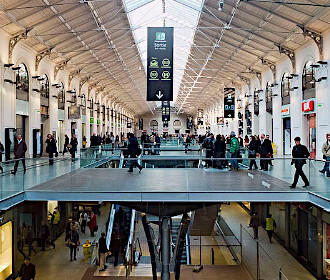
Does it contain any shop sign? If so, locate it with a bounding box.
[90,117,94,124]
[281,104,290,118]
[302,99,315,113]
[97,119,101,125]
[111,122,114,127]
[217,117,224,125]
[224,88,235,118]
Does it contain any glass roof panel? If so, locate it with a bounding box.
[123,0,204,103]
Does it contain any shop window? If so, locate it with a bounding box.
[254,89,259,116]
[0,221,13,280]
[281,73,290,105]
[302,61,316,100]
[265,82,273,113]
[57,82,65,110]
[173,120,181,127]
[16,63,29,101]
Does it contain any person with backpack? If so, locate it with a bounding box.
[127,133,143,173]
[290,137,310,188]
[229,131,240,171]
[320,133,330,177]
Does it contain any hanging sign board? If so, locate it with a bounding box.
[147,27,173,101]
[69,105,81,119]
[139,118,143,130]
[217,117,224,125]
[127,123,132,129]
[162,101,171,121]
[224,88,235,118]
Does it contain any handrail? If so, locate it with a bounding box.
[125,209,136,263]
[185,234,190,265]
[106,204,116,249]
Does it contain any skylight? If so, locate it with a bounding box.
[123,0,204,103]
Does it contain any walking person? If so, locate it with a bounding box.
[45,134,57,165]
[127,133,143,173]
[19,257,36,280]
[40,221,50,251]
[68,226,80,261]
[229,131,240,171]
[0,139,4,173]
[111,223,121,267]
[320,133,330,177]
[99,232,109,271]
[80,210,88,234]
[202,134,214,168]
[82,136,87,148]
[248,136,259,170]
[259,134,273,171]
[26,226,36,256]
[249,212,259,239]
[69,134,78,162]
[63,134,69,155]
[11,134,27,175]
[88,211,97,237]
[290,137,310,188]
[214,134,225,169]
[265,214,276,243]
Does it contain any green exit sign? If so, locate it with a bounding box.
[90,117,94,124]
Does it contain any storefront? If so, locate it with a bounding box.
[281,104,291,155]
[302,99,316,159]
[0,219,13,280]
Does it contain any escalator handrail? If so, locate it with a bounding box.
[125,209,136,263]
[185,234,191,265]
[106,204,116,249]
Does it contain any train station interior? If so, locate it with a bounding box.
[0,0,330,279]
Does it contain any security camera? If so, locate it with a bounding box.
[218,0,224,11]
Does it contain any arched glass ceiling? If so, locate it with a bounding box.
[123,0,204,103]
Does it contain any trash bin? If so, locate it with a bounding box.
[83,242,91,261]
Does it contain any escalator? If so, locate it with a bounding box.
[171,217,189,264]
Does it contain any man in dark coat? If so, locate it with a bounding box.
[90,133,99,147]
[290,136,310,188]
[98,232,109,271]
[127,133,142,173]
[250,212,260,239]
[69,134,78,162]
[259,134,273,171]
[11,134,27,175]
[19,257,36,280]
[63,134,69,155]
[46,134,57,165]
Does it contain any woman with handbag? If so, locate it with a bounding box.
[320,133,330,177]
[248,135,259,170]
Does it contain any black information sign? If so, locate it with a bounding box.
[139,118,143,130]
[147,27,173,101]
[187,117,193,129]
[224,88,235,118]
[163,120,169,128]
[127,123,132,129]
[162,101,170,121]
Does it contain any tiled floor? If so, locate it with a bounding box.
[220,203,316,280]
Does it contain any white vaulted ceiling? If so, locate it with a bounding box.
[0,0,329,116]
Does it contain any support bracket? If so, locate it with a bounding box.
[248,68,262,84]
[79,76,90,93]
[261,58,276,81]
[238,74,250,87]
[297,24,323,60]
[68,69,81,88]
[275,44,295,71]
[35,48,53,72]
[54,59,69,80]
[8,29,31,63]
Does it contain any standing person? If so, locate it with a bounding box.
[320,133,330,177]
[90,133,98,147]
[111,223,121,267]
[63,134,69,155]
[11,134,27,175]
[19,257,36,280]
[202,134,214,168]
[214,134,225,169]
[68,226,79,261]
[82,136,87,148]
[266,135,274,166]
[259,134,272,171]
[155,133,161,155]
[80,210,88,234]
[99,232,109,271]
[248,136,259,170]
[127,133,143,173]
[45,134,57,165]
[88,211,97,237]
[0,139,4,173]
[244,135,249,147]
[69,134,78,162]
[115,135,119,148]
[229,131,240,171]
[26,226,36,257]
[238,134,244,147]
[249,212,259,239]
[290,137,310,188]
[40,221,50,251]
[265,214,276,243]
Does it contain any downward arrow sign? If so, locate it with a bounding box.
[156,91,163,99]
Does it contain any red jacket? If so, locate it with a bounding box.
[89,214,97,231]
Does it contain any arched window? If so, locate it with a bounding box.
[40,74,49,98]
[254,89,259,116]
[150,120,158,128]
[173,120,182,127]
[58,82,65,110]
[302,61,316,100]
[265,82,273,113]
[281,73,290,105]
[16,63,29,101]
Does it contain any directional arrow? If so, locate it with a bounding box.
[156,90,163,99]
